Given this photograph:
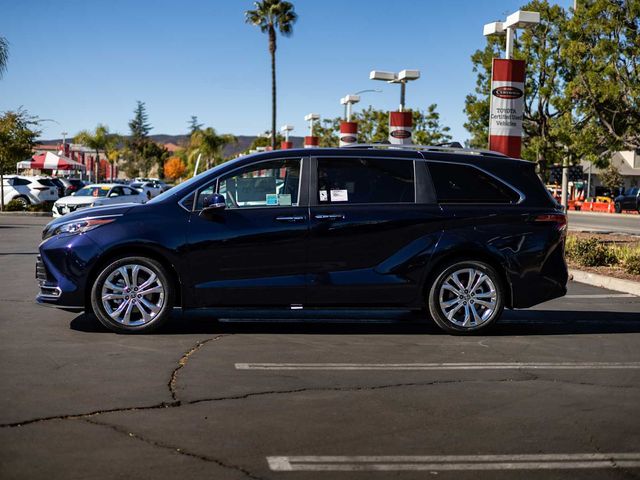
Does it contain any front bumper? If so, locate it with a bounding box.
[36,232,103,310]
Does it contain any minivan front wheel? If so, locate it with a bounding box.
[91,257,174,333]
[428,260,504,334]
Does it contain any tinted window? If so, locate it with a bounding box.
[428,162,520,204]
[12,178,30,186]
[317,157,414,204]
[195,158,301,210]
[36,179,56,187]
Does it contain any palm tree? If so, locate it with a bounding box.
[0,37,9,79]
[245,0,297,149]
[74,124,120,182]
[188,127,237,173]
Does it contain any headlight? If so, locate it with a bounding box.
[48,217,116,238]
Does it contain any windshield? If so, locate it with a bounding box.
[75,186,110,197]
[147,156,252,204]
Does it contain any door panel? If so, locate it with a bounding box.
[185,157,309,308]
[307,156,442,307]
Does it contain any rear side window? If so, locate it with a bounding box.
[317,157,414,204]
[37,179,56,187]
[428,162,520,204]
[12,178,30,186]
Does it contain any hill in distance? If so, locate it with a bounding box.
[39,134,306,158]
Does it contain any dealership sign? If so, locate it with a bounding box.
[489,58,525,158]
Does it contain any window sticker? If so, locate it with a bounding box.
[266,194,279,206]
[330,189,349,202]
[278,194,292,206]
[319,190,328,202]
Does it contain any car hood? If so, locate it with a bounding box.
[55,195,101,205]
[44,203,142,234]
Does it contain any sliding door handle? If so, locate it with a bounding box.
[275,215,307,223]
[314,214,345,221]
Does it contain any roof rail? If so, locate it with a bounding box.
[341,143,507,158]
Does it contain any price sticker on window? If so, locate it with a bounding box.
[330,189,348,202]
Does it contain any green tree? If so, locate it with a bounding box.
[74,124,120,183]
[562,0,640,158]
[188,127,237,173]
[310,106,452,146]
[599,163,623,194]
[0,109,41,210]
[125,101,154,177]
[140,142,169,178]
[0,37,8,79]
[245,0,297,150]
[188,115,203,134]
[245,131,283,152]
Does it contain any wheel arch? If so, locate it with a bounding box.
[85,244,183,310]
[422,248,513,308]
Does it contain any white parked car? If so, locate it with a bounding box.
[130,180,164,200]
[52,183,147,217]
[2,175,59,208]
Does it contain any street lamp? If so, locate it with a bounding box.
[370,69,420,144]
[304,113,320,148]
[483,10,540,59]
[369,69,420,112]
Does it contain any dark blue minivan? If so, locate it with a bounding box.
[36,145,568,334]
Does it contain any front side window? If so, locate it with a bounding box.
[428,162,520,204]
[195,158,301,210]
[317,157,415,204]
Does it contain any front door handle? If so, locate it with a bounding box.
[275,215,307,223]
[314,214,345,221]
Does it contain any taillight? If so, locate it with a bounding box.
[533,213,567,231]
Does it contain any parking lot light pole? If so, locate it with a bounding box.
[370,69,420,144]
[280,124,294,149]
[304,113,320,148]
[483,10,540,158]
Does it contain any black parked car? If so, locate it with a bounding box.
[614,187,639,213]
[36,145,568,334]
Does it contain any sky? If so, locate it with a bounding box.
[1,0,572,142]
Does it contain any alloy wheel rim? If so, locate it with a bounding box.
[101,264,165,326]
[438,267,497,328]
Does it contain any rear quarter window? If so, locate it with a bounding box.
[427,162,520,204]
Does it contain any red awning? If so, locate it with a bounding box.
[17,152,86,171]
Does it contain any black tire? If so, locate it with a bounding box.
[427,260,505,335]
[90,256,174,334]
[14,196,30,209]
[614,202,622,213]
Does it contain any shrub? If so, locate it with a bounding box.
[623,254,640,275]
[565,237,617,267]
[28,201,54,213]
[4,199,27,211]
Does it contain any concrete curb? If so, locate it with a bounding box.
[0,211,52,217]
[569,269,640,296]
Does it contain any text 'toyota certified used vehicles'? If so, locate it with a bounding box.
[36,145,568,334]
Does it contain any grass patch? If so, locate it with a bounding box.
[566,234,640,276]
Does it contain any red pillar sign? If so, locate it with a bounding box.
[280,141,293,150]
[389,111,412,145]
[304,136,319,148]
[339,121,358,147]
[489,58,525,158]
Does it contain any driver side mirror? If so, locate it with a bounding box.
[201,192,226,213]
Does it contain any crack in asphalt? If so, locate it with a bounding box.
[5,375,616,429]
[168,336,226,402]
[82,417,268,480]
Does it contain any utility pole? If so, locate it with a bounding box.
[561,147,570,209]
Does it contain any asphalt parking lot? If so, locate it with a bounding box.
[1,215,639,479]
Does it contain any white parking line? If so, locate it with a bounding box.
[236,362,640,371]
[564,294,636,298]
[267,453,640,471]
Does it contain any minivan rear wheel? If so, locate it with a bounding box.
[428,260,504,335]
[90,256,174,333]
